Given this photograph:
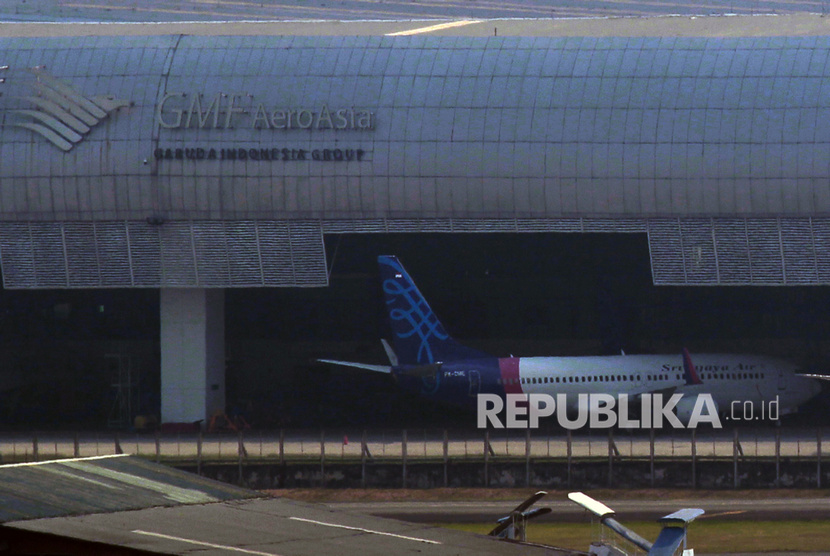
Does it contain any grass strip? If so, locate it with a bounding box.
[439,520,830,553]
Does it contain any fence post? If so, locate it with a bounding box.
[278,429,286,489]
[567,430,572,487]
[607,429,614,488]
[74,433,80,458]
[650,428,655,487]
[691,428,697,489]
[402,429,408,489]
[775,427,781,488]
[443,430,449,488]
[733,428,740,489]
[525,428,531,487]
[361,430,367,488]
[320,430,326,487]
[155,430,160,463]
[115,431,122,455]
[197,430,203,476]
[818,428,823,489]
[484,429,490,488]
[238,430,246,486]
[32,435,38,462]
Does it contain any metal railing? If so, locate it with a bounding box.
[0,427,823,463]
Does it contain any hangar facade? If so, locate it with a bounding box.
[2,20,830,423]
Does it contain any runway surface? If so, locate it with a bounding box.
[327,495,830,522]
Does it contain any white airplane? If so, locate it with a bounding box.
[320,256,823,426]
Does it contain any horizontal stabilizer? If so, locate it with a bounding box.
[514,491,548,513]
[316,359,392,374]
[568,492,615,518]
[659,508,704,524]
[569,492,653,552]
[522,507,552,520]
[381,339,399,366]
[489,491,550,539]
[494,507,551,525]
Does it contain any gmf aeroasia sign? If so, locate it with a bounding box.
[477,393,779,429]
[156,92,375,131]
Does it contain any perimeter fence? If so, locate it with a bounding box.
[1,427,825,462]
[0,426,826,489]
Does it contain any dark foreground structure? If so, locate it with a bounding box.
[0,454,573,555]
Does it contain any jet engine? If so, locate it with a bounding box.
[674,394,719,426]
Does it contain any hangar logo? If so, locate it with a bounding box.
[7,67,130,152]
[157,91,375,131]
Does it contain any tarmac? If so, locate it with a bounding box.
[327,496,830,522]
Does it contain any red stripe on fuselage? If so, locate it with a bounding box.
[499,357,523,394]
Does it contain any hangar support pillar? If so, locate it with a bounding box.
[160,289,225,426]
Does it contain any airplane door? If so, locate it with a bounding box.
[469,370,481,396]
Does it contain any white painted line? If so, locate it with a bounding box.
[133,530,281,556]
[288,516,441,544]
[61,461,218,504]
[39,466,121,490]
[0,453,128,468]
[386,20,480,36]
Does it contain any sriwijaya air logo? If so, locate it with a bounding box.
[4,66,130,151]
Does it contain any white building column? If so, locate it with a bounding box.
[160,288,225,425]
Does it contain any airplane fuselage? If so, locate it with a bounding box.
[395,353,820,420]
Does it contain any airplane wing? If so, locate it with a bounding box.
[797,373,830,381]
[316,359,392,374]
[632,386,678,400]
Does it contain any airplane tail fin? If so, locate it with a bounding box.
[682,348,703,386]
[378,255,490,365]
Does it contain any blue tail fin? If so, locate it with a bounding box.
[378,255,490,365]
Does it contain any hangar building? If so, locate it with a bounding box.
[2,18,830,424]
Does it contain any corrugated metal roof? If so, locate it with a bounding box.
[0,455,570,556]
[7,497,570,556]
[0,455,260,523]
